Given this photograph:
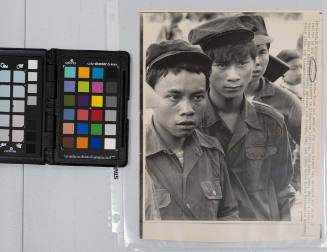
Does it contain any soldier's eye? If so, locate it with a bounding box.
[193,95,205,102]
[214,62,227,69]
[259,49,268,55]
[239,60,249,66]
[167,95,179,101]
[291,65,301,70]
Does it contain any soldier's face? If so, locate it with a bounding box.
[284,58,302,85]
[209,56,254,99]
[251,44,269,82]
[153,70,207,138]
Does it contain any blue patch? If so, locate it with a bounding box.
[77,123,88,135]
[63,109,75,120]
[90,137,102,149]
[92,67,104,79]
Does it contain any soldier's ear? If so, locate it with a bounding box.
[266,43,270,50]
[145,84,160,109]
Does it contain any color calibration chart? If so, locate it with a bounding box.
[0,56,42,155]
[0,49,128,165]
[61,62,118,153]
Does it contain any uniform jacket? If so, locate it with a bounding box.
[254,77,302,191]
[145,119,239,221]
[253,77,302,144]
[200,96,293,221]
[144,169,161,220]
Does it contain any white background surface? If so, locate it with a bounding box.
[0,0,325,251]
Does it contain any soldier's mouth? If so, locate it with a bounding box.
[177,121,195,126]
[252,70,262,77]
[224,86,242,92]
[176,121,196,130]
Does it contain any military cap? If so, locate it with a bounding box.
[264,55,290,82]
[276,49,301,63]
[146,39,212,72]
[188,15,254,50]
[237,14,273,45]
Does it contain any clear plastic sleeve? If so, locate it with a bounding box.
[109,0,327,250]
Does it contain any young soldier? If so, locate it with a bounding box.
[240,15,302,144]
[144,39,238,220]
[276,49,303,100]
[189,16,293,221]
[276,49,303,193]
[239,15,302,193]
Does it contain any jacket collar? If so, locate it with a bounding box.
[256,77,275,98]
[243,99,262,131]
[202,94,220,128]
[203,94,262,131]
[146,118,219,157]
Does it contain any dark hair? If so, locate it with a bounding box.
[276,49,301,63]
[146,55,212,89]
[204,41,257,64]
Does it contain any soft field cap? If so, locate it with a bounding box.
[237,14,273,45]
[188,15,254,50]
[276,49,301,63]
[146,39,212,71]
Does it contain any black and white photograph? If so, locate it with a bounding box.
[141,11,322,242]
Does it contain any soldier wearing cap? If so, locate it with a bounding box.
[276,49,303,192]
[189,16,293,221]
[276,49,303,100]
[239,15,302,193]
[144,39,239,220]
[240,15,302,145]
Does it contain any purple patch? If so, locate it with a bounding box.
[78,95,89,106]
[64,81,75,92]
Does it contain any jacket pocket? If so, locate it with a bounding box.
[244,145,277,192]
[155,189,171,209]
[200,180,223,200]
[246,146,277,159]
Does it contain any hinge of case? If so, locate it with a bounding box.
[43,50,57,164]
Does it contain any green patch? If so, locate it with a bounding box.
[91,124,102,135]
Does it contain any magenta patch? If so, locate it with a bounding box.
[92,82,103,93]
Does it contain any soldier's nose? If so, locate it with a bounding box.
[226,66,241,82]
[179,99,195,116]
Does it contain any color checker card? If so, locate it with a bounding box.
[0,48,129,166]
[55,50,129,166]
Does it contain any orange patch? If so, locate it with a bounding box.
[78,67,90,79]
[76,137,88,148]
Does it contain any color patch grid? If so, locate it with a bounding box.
[62,66,117,150]
[0,59,39,153]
